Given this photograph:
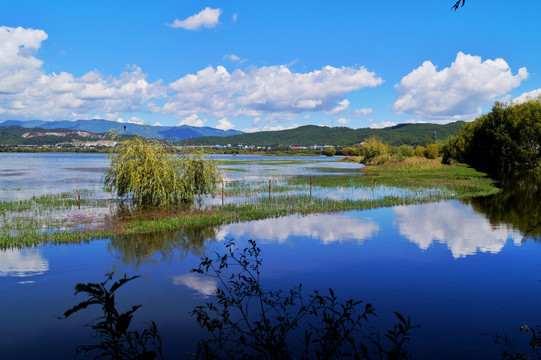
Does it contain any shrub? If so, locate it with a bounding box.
[104,136,220,208]
[398,145,415,158]
[342,146,361,156]
[413,146,425,157]
[324,147,336,156]
[424,143,439,159]
[361,137,388,163]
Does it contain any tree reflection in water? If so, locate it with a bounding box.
[108,225,220,268]
[464,171,541,242]
[65,240,419,360]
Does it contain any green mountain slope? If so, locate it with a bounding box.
[180,122,465,147]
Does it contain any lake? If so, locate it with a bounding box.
[1,152,540,359]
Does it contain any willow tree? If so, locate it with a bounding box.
[104,136,220,208]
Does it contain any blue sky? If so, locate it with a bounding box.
[1,0,540,132]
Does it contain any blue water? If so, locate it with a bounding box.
[0,153,539,359]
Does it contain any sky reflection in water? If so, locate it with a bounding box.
[1,153,540,359]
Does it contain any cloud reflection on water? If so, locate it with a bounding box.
[0,248,49,277]
[393,201,522,258]
[172,274,217,297]
[218,213,379,244]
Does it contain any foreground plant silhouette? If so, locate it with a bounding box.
[61,273,162,360]
[190,239,419,359]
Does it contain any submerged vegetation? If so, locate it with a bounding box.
[0,154,498,248]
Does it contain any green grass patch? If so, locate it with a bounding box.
[0,160,500,248]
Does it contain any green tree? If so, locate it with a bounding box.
[424,143,439,159]
[360,137,388,163]
[324,147,336,156]
[443,99,541,176]
[342,146,361,156]
[104,136,221,208]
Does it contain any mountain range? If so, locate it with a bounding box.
[181,122,465,147]
[0,119,242,141]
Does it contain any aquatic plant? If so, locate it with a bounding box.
[190,239,419,359]
[61,273,162,360]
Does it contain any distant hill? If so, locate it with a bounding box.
[180,122,465,147]
[0,119,243,141]
[0,125,115,146]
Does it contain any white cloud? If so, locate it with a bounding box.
[513,88,541,104]
[369,119,397,129]
[127,116,143,125]
[153,121,163,126]
[224,54,246,64]
[0,26,165,121]
[336,117,350,125]
[232,13,238,22]
[216,117,234,131]
[404,119,427,124]
[0,26,383,124]
[393,52,528,120]
[241,123,301,133]
[354,108,373,117]
[178,113,206,127]
[168,7,222,30]
[162,65,382,122]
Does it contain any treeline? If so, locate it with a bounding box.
[180,122,464,147]
[443,99,541,176]
[339,137,441,164]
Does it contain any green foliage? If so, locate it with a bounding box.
[443,99,541,176]
[324,147,336,156]
[191,239,418,359]
[180,122,465,148]
[61,274,162,360]
[360,137,389,164]
[424,143,439,159]
[413,146,425,157]
[342,146,361,156]
[104,136,221,208]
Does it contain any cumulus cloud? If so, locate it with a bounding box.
[513,88,541,104]
[161,65,382,122]
[224,54,246,63]
[393,52,528,120]
[168,7,222,30]
[178,114,206,127]
[216,117,234,130]
[336,117,350,125]
[354,108,373,117]
[127,116,143,125]
[0,26,164,121]
[241,123,301,133]
[232,13,238,22]
[328,99,350,115]
[369,119,397,129]
[0,26,383,126]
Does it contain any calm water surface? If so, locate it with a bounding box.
[1,153,540,359]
